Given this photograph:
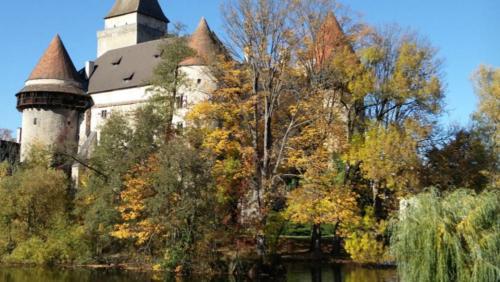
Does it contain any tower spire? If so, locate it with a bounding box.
[181,17,225,66]
[27,35,82,83]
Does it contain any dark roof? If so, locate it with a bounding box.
[88,38,173,94]
[19,35,85,95]
[27,35,83,83]
[88,18,224,94]
[105,0,169,22]
[181,17,226,66]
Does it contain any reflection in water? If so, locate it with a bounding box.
[286,263,397,282]
[0,264,397,282]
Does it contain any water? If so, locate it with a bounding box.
[0,264,397,282]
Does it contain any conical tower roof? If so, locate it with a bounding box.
[315,11,354,68]
[181,17,225,66]
[28,35,82,82]
[105,0,169,22]
[18,35,85,95]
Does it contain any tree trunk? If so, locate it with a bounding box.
[330,222,341,257]
[311,224,322,257]
[311,263,323,282]
[372,181,383,219]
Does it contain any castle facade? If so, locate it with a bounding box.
[15,0,221,166]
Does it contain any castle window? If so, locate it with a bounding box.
[101,110,108,119]
[33,118,37,125]
[176,122,184,130]
[175,95,186,109]
[197,79,202,84]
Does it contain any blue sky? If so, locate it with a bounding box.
[0,0,498,134]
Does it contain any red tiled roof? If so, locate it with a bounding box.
[27,35,82,84]
[315,11,353,67]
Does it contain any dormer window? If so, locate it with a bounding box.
[154,50,164,58]
[123,72,134,82]
[111,56,122,66]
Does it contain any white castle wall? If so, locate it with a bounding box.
[78,65,216,148]
[21,108,79,161]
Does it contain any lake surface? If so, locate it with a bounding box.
[0,263,398,282]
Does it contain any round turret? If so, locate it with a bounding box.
[16,35,92,161]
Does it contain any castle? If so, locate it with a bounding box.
[15,0,221,172]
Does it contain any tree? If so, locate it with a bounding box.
[283,173,359,256]
[472,65,499,187]
[220,0,361,261]
[76,39,196,260]
[345,25,444,217]
[149,38,195,139]
[391,189,500,282]
[423,129,493,192]
[0,163,68,243]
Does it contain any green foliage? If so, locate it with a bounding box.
[0,147,92,265]
[0,165,68,240]
[391,189,500,282]
[4,221,91,265]
[423,130,494,192]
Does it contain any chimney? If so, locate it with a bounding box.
[85,61,95,79]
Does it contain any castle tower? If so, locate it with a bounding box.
[97,0,170,57]
[16,35,92,161]
[181,17,225,66]
[315,11,352,69]
[173,18,224,127]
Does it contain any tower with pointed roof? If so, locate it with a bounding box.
[16,35,91,161]
[97,0,170,57]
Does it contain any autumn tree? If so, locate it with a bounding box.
[220,0,365,260]
[346,25,444,217]
[423,129,494,192]
[283,173,359,256]
[472,65,499,187]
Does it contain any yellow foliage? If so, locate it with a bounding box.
[111,155,162,246]
[343,207,389,263]
[284,173,359,226]
[347,122,422,191]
